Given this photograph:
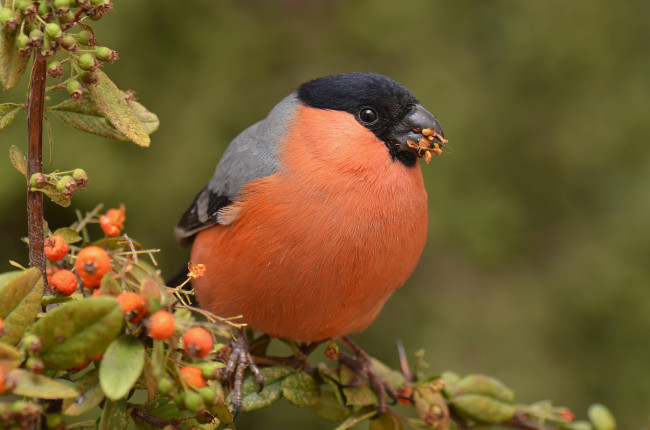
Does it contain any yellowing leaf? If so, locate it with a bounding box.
[47,95,158,142]
[9,144,27,177]
[0,28,29,90]
[62,370,105,417]
[8,368,79,399]
[85,69,152,147]
[0,103,21,131]
[280,372,320,407]
[0,268,44,345]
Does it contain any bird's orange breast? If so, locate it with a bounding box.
[191,105,428,341]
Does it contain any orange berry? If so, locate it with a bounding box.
[50,269,78,295]
[75,246,111,289]
[99,205,125,237]
[91,289,102,297]
[179,366,206,389]
[0,317,3,333]
[148,310,176,340]
[0,366,5,394]
[44,235,69,261]
[182,327,214,358]
[115,292,146,323]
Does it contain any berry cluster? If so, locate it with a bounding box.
[0,0,118,99]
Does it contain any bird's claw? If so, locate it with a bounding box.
[224,330,264,418]
[339,337,399,415]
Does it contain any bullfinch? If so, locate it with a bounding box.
[175,72,446,410]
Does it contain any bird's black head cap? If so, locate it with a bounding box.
[297,73,423,166]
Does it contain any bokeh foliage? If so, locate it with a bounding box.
[1,0,649,428]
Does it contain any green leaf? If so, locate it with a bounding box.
[28,296,124,370]
[369,413,404,430]
[0,103,21,131]
[8,368,79,399]
[100,334,146,401]
[84,69,152,147]
[47,95,158,143]
[333,406,376,430]
[0,27,29,90]
[239,380,282,412]
[62,369,105,416]
[98,398,130,430]
[588,404,616,430]
[450,394,517,424]
[52,227,83,244]
[339,365,377,407]
[280,371,320,407]
[0,268,44,345]
[451,374,515,403]
[0,341,22,371]
[370,358,406,391]
[310,383,350,422]
[230,367,293,412]
[207,381,233,425]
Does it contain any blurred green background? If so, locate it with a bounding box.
[2,0,650,428]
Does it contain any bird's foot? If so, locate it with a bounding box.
[223,330,264,418]
[338,336,399,415]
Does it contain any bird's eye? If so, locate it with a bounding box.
[359,108,378,124]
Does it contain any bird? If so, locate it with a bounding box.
[175,72,446,411]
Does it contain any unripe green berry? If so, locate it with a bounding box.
[95,46,118,62]
[77,53,95,71]
[0,8,13,27]
[46,413,63,429]
[75,30,92,45]
[72,168,88,186]
[38,2,52,17]
[53,0,71,13]
[183,391,204,413]
[58,10,75,24]
[198,387,215,405]
[23,334,42,351]
[14,0,33,13]
[28,29,43,47]
[26,357,45,373]
[158,377,174,395]
[60,33,76,50]
[30,173,48,189]
[44,23,62,40]
[47,60,64,78]
[56,176,76,194]
[16,33,29,51]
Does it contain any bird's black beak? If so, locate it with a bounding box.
[391,104,447,163]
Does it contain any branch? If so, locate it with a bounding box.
[26,54,48,287]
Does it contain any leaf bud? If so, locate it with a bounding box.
[44,23,62,41]
[77,52,97,71]
[94,46,118,62]
[30,173,48,189]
